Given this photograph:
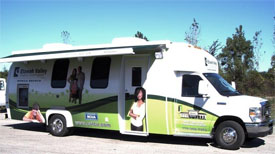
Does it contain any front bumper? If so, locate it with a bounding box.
[245,120,273,138]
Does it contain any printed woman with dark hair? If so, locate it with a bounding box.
[67,68,78,103]
[23,103,45,123]
[128,87,146,131]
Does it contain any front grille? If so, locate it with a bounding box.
[261,101,271,121]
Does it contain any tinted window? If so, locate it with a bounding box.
[182,75,202,97]
[90,57,111,89]
[0,81,4,90]
[51,59,69,88]
[132,67,142,87]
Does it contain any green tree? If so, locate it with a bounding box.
[268,54,275,79]
[252,31,263,69]
[261,71,274,97]
[272,16,275,70]
[185,18,200,46]
[134,31,149,41]
[273,16,275,49]
[0,66,8,80]
[265,54,275,96]
[208,39,222,57]
[244,70,264,96]
[271,54,275,69]
[218,25,254,93]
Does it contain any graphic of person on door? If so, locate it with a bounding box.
[67,68,78,103]
[128,87,146,131]
[77,66,85,104]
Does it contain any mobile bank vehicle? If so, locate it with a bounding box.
[0,38,273,150]
[0,78,6,108]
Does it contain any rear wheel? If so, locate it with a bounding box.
[49,115,69,136]
[214,121,245,150]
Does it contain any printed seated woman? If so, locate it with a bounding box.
[23,103,45,123]
[128,87,146,131]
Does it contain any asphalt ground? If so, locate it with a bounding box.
[0,119,274,154]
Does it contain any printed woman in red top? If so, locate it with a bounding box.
[23,103,45,123]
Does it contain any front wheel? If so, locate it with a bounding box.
[214,121,245,150]
[49,115,69,137]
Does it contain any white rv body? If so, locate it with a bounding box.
[0,37,272,150]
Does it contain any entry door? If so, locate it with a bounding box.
[124,56,148,133]
[17,84,29,108]
[174,74,214,137]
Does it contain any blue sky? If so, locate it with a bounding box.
[0,0,274,71]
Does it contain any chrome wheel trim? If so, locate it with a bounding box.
[52,118,64,133]
[221,127,237,144]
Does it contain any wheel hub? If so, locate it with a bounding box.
[221,127,237,144]
[52,119,63,133]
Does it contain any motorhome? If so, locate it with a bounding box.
[0,38,273,150]
[0,78,6,108]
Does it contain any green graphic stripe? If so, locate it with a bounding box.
[147,95,166,101]
[9,100,17,108]
[126,94,135,100]
[174,98,218,117]
[9,95,118,113]
[66,96,118,112]
[9,99,48,112]
[147,94,218,117]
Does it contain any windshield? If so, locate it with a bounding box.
[203,73,240,96]
[0,81,4,91]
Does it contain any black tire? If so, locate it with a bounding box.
[214,121,245,150]
[49,115,69,137]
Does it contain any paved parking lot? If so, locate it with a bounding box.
[0,119,274,154]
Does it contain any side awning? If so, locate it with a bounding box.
[0,47,134,63]
[0,43,168,63]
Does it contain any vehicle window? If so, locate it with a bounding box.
[0,81,4,90]
[132,67,142,87]
[181,75,202,97]
[51,59,70,88]
[90,57,111,89]
[204,73,240,96]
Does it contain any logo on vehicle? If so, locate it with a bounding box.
[205,57,217,66]
[85,113,98,121]
[14,67,20,77]
[179,110,207,120]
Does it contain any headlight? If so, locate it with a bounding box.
[249,107,262,122]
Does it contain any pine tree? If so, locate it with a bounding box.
[185,18,200,46]
[61,31,70,44]
[0,66,8,80]
[218,25,254,93]
[134,31,149,41]
[208,39,222,57]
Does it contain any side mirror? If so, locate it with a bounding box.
[198,80,209,97]
[231,81,236,89]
